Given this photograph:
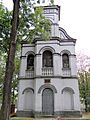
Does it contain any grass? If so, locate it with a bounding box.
[11,117,33,120]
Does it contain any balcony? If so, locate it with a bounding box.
[62,68,71,77]
[42,67,53,76]
[25,70,34,78]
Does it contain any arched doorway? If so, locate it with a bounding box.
[42,88,54,115]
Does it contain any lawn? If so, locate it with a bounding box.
[11,118,33,120]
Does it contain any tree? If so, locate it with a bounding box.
[0,3,11,102]
[0,3,11,54]
[78,71,90,112]
[0,54,6,102]
[19,1,51,41]
[1,0,20,120]
[0,0,52,120]
[77,53,90,112]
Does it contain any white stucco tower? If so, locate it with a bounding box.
[17,5,81,117]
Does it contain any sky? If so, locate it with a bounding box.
[1,0,90,56]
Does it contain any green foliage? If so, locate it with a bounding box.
[78,71,90,111]
[19,1,51,42]
[0,1,51,49]
[0,53,7,101]
[0,3,12,54]
[11,52,20,104]
[0,52,20,103]
[0,1,51,105]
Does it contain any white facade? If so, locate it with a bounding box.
[17,5,81,117]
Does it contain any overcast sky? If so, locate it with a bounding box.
[1,0,90,56]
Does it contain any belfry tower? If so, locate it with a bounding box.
[17,5,81,117]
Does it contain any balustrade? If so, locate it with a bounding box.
[42,67,53,76]
[25,70,34,78]
[62,68,71,77]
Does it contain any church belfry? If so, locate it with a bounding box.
[17,4,81,118]
[44,5,60,37]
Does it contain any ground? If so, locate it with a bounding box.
[11,112,90,120]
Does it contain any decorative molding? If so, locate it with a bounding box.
[61,76,78,79]
[19,75,78,79]
[35,41,60,46]
[18,77,34,80]
[53,53,60,56]
[59,27,76,42]
[35,54,41,56]
[20,56,26,58]
[34,36,61,43]
[60,50,71,55]
[61,87,75,94]
[38,84,57,94]
[25,51,35,56]
[60,44,75,46]
[38,46,55,54]
[22,87,34,94]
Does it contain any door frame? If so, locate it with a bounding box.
[42,88,54,115]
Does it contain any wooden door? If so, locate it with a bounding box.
[42,88,54,115]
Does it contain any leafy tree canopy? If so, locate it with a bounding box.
[0,0,51,54]
[0,0,51,104]
[0,3,11,54]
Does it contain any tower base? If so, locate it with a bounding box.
[16,110,82,118]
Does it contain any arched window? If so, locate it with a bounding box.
[43,50,53,67]
[61,87,74,110]
[62,53,69,68]
[27,54,34,70]
[23,88,34,110]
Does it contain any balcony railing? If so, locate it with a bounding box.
[42,67,53,76]
[62,68,71,77]
[25,70,34,78]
